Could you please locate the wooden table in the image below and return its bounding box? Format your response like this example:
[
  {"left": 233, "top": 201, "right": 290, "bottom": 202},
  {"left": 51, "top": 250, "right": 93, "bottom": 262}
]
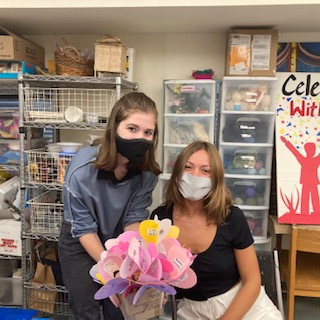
[
  {"left": 268, "top": 215, "right": 320, "bottom": 250},
  {"left": 268, "top": 215, "right": 292, "bottom": 251}
]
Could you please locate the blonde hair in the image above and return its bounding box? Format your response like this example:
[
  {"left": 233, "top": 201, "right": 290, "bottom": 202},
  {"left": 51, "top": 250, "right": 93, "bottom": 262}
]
[
  {"left": 94, "top": 92, "right": 161, "bottom": 175},
  {"left": 165, "top": 141, "right": 233, "bottom": 225}
]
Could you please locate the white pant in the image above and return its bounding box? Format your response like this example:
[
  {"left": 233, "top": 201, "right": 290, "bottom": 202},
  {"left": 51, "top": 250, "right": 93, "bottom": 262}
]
[{"left": 177, "top": 282, "right": 283, "bottom": 320}]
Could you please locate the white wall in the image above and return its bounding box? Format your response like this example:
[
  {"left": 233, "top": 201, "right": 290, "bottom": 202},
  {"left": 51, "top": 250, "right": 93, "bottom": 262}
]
[{"left": 25, "top": 31, "right": 320, "bottom": 210}]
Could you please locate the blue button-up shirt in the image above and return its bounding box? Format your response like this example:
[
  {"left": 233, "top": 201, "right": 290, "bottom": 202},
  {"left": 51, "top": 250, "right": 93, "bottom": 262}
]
[{"left": 63, "top": 145, "right": 158, "bottom": 243}]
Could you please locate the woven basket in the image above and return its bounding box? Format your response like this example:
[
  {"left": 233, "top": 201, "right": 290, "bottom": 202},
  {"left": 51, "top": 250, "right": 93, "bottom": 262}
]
[
  {"left": 94, "top": 35, "right": 126, "bottom": 73},
  {"left": 55, "top": 46, "right": 94, "bottom": 76}
]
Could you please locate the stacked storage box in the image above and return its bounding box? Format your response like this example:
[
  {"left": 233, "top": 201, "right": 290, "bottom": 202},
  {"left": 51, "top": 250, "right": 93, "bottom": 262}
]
[{"left": 219, "top": 76, "right": 278, "bottom": 245}]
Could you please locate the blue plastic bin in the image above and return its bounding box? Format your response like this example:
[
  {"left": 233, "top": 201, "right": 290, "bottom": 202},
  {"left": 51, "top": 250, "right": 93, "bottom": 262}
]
[{"left": 0, "top": 307, "right": 38, "bottom": 320}]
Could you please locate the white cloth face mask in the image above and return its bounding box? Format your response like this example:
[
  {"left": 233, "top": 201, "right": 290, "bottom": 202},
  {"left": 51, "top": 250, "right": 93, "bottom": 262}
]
[{"left": 178, "top": 172, "right": 212, "bottom": 201}]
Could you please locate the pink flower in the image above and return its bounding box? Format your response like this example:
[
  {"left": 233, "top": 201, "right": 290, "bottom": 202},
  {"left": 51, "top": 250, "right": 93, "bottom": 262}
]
[{"left": 90, "top": 217, "right": 197, "bottom": 304}]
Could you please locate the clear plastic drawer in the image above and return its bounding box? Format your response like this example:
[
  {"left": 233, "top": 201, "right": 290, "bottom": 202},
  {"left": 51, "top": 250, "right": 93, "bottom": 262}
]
[
  {"left": 243, "top": 209, "right": 269, "bottom": 239},
  {"left": 221, "top": 145, "right": 273, "bottom": 176},
  {"left": 220, "top": 113, "right": 275, "bottom": 144},
  {"left": 162, "top": 146, "right": 185, "bottom": 174},
  {"left": 226, "top": 177, "right": 271, "bottom": 207},
  {"left": 221, "top": 77, "right": 277, "bottom": 112},
  {"left": 163, "top": 116, "right": 213, "bottom": 145},
  {"left": 164, "top": 80, "right": 216, "bottom": 114}
]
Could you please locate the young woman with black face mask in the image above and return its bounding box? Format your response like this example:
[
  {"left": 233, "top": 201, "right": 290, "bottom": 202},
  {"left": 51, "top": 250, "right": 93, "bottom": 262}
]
[
  {"left": 58, "top": 92, "right": 161, "bottom": 320},
  {"left": 151, "top": 141, "right": 282, "bottom": 320}
]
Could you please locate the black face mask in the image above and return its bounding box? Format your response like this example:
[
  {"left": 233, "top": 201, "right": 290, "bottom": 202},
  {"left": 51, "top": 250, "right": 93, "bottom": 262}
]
[{"left": 115, "top": 134, "right": 153, "bottom": 164}]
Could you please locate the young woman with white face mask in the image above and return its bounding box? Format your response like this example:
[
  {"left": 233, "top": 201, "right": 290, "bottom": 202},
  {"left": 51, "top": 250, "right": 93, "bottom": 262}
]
[{"left": 151, "top": 141, "right": 282, "bottom": 320}]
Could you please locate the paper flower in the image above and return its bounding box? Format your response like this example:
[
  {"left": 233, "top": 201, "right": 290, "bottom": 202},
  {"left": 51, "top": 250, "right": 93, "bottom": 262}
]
[{"left": 90, "top": 216, "right": 197, "bottom": 305}]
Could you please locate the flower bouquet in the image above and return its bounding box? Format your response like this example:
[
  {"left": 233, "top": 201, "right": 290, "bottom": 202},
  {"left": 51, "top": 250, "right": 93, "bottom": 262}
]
[{"left": 90, "top": 216, "right": 197, "bottom": 320}]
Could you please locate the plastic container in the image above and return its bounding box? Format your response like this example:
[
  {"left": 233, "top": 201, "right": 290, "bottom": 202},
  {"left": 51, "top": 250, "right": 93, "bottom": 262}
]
[
  {"left": 164, "top": 80, "right": 217, "bottom": 114},
  {"left": 254, "top": 235, "right": 272, "bottom": 251},
  {"left": 57, "top": 142, "right": 83, "bottom": 153},
  {"left": 0, "top": 276, "right": 23, "bottom": 306},
  {"left": 226, "top": 177, "right": 271, "bottom": 207},
  {"left": 221, "top": 76, "right": 278, "bottom": 112},
  {"left": 221, "top": 146, "right": 273, "bottom": 176},
  {"left": 125, "top": 48, "right": 135, "bottom": 82},
  {"left": 164, "top": 117, "right": 211, "bottom": 144},
  {"left": 0, "top": 307, "right": 37, "bottom": 320},
  {"left": 220, "top": 114, "right": 275, "bottom": 144},
  {"left": 244, "top": 209, "right": 269, "bottom": 239},
  {"left": 163, "top": 146, "right": 184, "bottom": 174},
  {"left": 85, "top": 112, "right": 99, "bottom": 124},
  {"left": 64, "top": 106, "right": 83, "bottom": 123}
]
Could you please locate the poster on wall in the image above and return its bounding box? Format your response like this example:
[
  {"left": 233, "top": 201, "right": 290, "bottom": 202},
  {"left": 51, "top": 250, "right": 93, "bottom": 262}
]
[
  {"left": 276, "top": 72, "right": 320, "bottom": 224},
  {"left": 277, "top": 42, "right": 320, "bottom": 73}
]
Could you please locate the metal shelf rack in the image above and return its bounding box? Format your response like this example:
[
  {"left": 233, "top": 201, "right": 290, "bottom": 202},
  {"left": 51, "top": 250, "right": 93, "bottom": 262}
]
[
  {"left": 0, "top": 79, "right": 23, "bottom": 309},
  {"left": 18, "top": 74, "right": 138, "bottom": 317}
]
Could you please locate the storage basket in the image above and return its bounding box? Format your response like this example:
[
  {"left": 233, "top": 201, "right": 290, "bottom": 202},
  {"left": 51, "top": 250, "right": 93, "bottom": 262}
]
[
  {"left": 28, "top": 190, "right": 63, "bottom": 234},
  {"left": 94, "top": 35, "right": 126, "bottom": 74},
  {"left": 23, "top": 86, "right": 116, "bottom": 123},
  {"left": 26, "top": 148, "right": 74, "bottom": 186},
  {"left": 55, "top": 46, "right": 94, "bottom": 76}
]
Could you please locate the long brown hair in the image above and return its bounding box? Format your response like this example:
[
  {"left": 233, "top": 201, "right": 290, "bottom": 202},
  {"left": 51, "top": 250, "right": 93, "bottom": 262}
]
[
  {"left": 93, "top": 92, "right": 161, "bottom": 175},
  {"left": 165, "top": 141, "right": 233, "bottom": 225}
]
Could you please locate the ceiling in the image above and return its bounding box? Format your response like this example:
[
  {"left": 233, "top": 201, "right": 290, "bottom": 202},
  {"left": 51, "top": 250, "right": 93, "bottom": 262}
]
[{"left": 0, "top": 4, "right": 320, "bottom": 36}]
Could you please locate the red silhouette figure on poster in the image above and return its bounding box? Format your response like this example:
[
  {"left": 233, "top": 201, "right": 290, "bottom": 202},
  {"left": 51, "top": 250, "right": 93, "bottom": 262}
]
[{"left": 281, "top": 136, "right": 320, "bottom": 216}]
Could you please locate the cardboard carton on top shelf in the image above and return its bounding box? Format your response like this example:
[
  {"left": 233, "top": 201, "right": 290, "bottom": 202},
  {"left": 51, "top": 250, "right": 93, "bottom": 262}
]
[
  {"left": 226, "top": 28, "right": 278, "bottom": 77},
  {"left": 0, "top": 61, "right": 36, "bottom": 79},
  {"left": 0, "top": 27, "right": 45, "bottom": 67}
]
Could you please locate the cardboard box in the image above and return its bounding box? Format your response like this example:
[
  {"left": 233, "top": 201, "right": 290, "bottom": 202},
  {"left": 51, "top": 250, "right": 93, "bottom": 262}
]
[
  {"left": 0, "top": 27, "right": 45, "bottom": 67},
  {"left": 0, "top": 61, "right": 36, "bottom": 79},
  {"left": 226, "top": 29, "right": 278, "bottom": 77},
  {"left": 0, "top": 219, "right": 22, "bottom": 256}
]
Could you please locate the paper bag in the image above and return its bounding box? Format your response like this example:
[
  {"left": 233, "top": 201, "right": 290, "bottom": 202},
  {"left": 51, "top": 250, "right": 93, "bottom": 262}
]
[
  {"left": 28, "top": 254, "right": 57, "bottom": 314},
  {"left": 118, "top": 288, "right": 163, "bottom": 320}
]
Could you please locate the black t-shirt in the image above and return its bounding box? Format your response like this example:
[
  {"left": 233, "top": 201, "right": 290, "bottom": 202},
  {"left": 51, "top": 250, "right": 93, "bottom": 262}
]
[{"left": 151, "top": 205, "right": 254, "bottom": 301}]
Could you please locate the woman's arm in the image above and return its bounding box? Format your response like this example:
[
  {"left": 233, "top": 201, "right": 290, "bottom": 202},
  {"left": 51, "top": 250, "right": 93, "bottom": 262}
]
[
  {"left": 79, "top": 233, "right": 105, "bottom": 262},
  {"left": 219, "top": 245, "right": 261, "bottom": 320},
  {"left": 124, "top": 172, "right": 158, "bottom": 228},
  {"left": 79, "top": 223, "right": 141, "bottom": 263},
  {"left": 124, "top": 222, "right": 140, "bottom": 232},
  {"left": 79, "top": 223, "right": 141, "bottom": 262}
]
